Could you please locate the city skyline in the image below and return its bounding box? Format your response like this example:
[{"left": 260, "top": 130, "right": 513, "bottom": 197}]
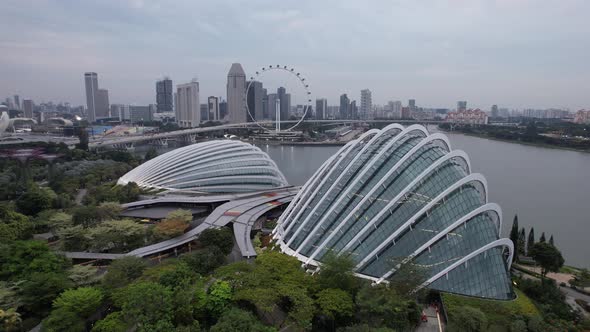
[{"left": 1, "top": 0, "right": 589, "bottom": 110}]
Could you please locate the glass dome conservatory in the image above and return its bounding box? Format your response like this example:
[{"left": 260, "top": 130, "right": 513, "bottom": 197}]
[
  {"left": 273, "top": 124, "right": 514, "bottom": 300},
  {"left": 118, "top": 140, "right": 288, "bottom": 193}
]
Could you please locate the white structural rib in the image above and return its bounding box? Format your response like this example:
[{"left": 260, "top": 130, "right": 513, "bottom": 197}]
[
  {"left": 283, "top": 128, "right": 385, "bottom": 245},
  {"left": 292, "top": 125, "right": 425, "bottom": 252},
  {"left": 354, "top": 170, "right": 493, "bottom": 270},
  {"left": 413, "top": 238, "right": 514, "bottom": 292},
  {"left": 274, "top": 152, "right": 340, "bottom": 237},
  {"left": 376, "top": 202, "right": 502, "bottom": 282},
  {"left": 309, "top": 133, "right": 451, "bottom": 260}
]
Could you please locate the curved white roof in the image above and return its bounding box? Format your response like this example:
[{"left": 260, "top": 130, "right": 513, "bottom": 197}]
[
  {"left": 118, "top": 140, "right": 288, "bottom": 193},
  {"left": 0, "top": 112, "right": 9, "bottom": 135},
  {"left": 274, "top": 124, "right": 514, "bottom": 300}
]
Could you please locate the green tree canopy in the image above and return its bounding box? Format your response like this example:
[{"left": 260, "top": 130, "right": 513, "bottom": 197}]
[
  {"left": 526, "top": 227, "right": 535, "bottom": 256},
  {"left": 42, "top": 308, "right": 85, "bottom": 332},
  {"left": 21, "top": 272, "right": 72, "bottom": 315},
  {"left": 530, "top": 242, "right": 565, "bottom": 278},
  {"left": 355, "top": 283, "right": 421, "bottom": 331},
  {"left": 52, "top": 287, "right": 103, "bottom": 317},
  {"left": 181, "top": 247, "right": 225, "bottom": 275},
  {"left": 210, "top": 307, "right": 275, "bottom": 332},
  {"left": 15, "top": 184, "right": 53, "bottom": 216},
  {"left": 102, "top": 256, "right": 147, "bottom": 291},
  {"left": 316, "top": 252, "right": 361, "bottom": 295},
  {"left": 315, "top": 288, "right": 354, "bottom": 320},
  {"left": 448, "top": 306, "right": 488, "bottom": 332},
  {"left": 91, "top": 312, "right": 128, "bottom": 332},
  {"left": 86, "top": 219, "right": 146, "bottom": 253},
  {"left": 198, "top": 227, "right": 234, "bottom": 255},
  {"left": 509, "top": 215, "right": 519, "bottom": 259},
  {"left": 0, "top": 204, "right": 31, "bottom": 242},
  {"left": 0, "top": 241, "right": 70, "bottom": 281},
  {"left": 113, "top": 281, "right": 174, "bottom": 329}
]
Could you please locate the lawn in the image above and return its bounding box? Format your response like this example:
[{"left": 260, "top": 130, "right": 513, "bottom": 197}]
[{"left": 442, "top": 289, "right": 540, "bottom": 330}]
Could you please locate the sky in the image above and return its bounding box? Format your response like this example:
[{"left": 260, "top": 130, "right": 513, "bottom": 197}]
[{"left": 1, "top": 0, "right": 589, "bottom": 110}]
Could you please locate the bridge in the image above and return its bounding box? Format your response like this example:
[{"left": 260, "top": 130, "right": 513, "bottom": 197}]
[
  {"left": 64, "top": 187, "right": 299, "bottom": 262},
  {"left": 88, "top": 119, "right": 444, "bottom": 149}
]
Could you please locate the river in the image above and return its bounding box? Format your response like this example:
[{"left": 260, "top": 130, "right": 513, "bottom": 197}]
[{"left": 256, "top": 132, "right": 590, "bottom": 269}]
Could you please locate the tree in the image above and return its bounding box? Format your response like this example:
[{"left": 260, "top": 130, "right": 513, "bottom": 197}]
[
  {"left": 517, "top": 228, "right": 526, "bottom": 256},
  {"left": 509, "top": 215, "right": 519, "bottom": 258},
  {"left": 42, "top": 308, "right": 85, "bottom": 332},
  {"left": 153, "top": 210, "right": 191, "bottom": 240},
  {"left": 316, "top": 253, "right": 360, "bottom": 295},
  {"left": 47, "top": 212, "right": 73, "bottom": 232},
  {"left": 549, "top": 235, "right": 554, "bottom": 246},
  {"left": 210, "top": 307, "right": 274, "bottom": 332},
  {"left": 205, "top": 280, "right": 233, "bottom": 318},
  {"left": 315, "top": 288, "right": 354, "bottom": 320},
  {"left": 527, "top": 227, "right": 535, "bottom": 256},
  {"left": 530, "top": 242, "right": 565, "bottom": 279},
  {"left": 539, "top": 232, "right": 546, "bottom": 243},
  {"left": 355, "top": 283, "right": 420, "bottom": 330},
  {"left": 77, "top": 128, "right": 89, "bottom": 151},
  {"left": 87, "top": 219, "right": 146, "bottom": 253},
  {"left": 67, "top": 265, "right": 101, "bottom": 286},
  {"left": 0, "top": 308, "right": 21, "bottom": 332},
  {"left": 102, "top": 256, "right": 147, "bottom": 291},
  {"left": 58, "top": 225, "right": 88, "bottom": 251},
  {"left": 144, "top": 148, "right": 158, "bottom": 162},
  {"left": 52, "top": 287, "right": 103, "bottom": 317},
  {"left": 0, "top": 204, "right": 31, "bottom": 242},
  {"left": 91, "top": 312, "right": 128, "bottom": 332},
  {"left": 21, "top": 272, "right": 72, "bottom": 315},
  {"left": 0, "top": 241, "right": 70, "bottom": 281},
  {"left": 181, "top": 247, "right": 225, "bottom": 275},
  {"left": 15, "top": 184, "right": 52, "bottom": 216},
  {"left": 198, "top": 227, "right": 234, "bottom": 255},
  {"left": 448, "top": 306, "right": 488, "bottom": 332},
  {"left": 113, "top": 281, "right": 174, "bottom": 329}
]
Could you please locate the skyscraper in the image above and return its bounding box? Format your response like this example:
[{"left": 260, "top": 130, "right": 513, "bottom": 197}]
[
  {"left": 340, "top": 94, "right": 350, "bottom": 119},
  {"left": 360, "top": 89, "right": 372, "bottom": 120},
  {"left": 409, "top": 99, "right": 416, "bottom": 111},
  {"left": 176, "top": 80, "right": 200, "bottom": 128},
  {"left": 208, "top": 96, "right": 219, "bottom": 121},
  {"left": 350, "top": 100, "right": 358, "bottom": 119},
  {"left": 156, "top": 78, "right": 174, "bottom": 113},
  {"left": 227, "top": 63, "right": 247, "bottom": 123},
  {"left": 13, "top": 95, "right": 20, "bottom": 110},
  {"left": 457, "top": 101, "right": 467, "bottom": 112},
  {"left": 84, "top": 72, "right": 99, "bottom": 122},
  {"left": 277, "top": 87, "right": 290, "bottom": 122},
  {"left": 315, "top": 98, "right": 327, "bottom": 120},
  {"left": 491, "top": 105, "right": 499, "bottom": 118},
  {"left": 219, "top": 100, "right": 228, "bottom": 120},
  {"left": 262, "top": 88, "right": 268, "bottom": 119},
  {"left": 247, "top": 81, "right": 264, "bottom": 121},
  {"left": 96, "top": 89, "right": 110, "bottom": 119},
  {"left": 23, "top": 99, "right": 34, "bottom": 118},
  {"left": 268, "top": 93, "right": 278, "bottom": 120}
]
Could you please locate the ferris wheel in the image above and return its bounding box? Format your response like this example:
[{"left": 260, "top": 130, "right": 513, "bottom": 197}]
[{"left": 243, "top": 65, "right": 312, "bottom": 132}]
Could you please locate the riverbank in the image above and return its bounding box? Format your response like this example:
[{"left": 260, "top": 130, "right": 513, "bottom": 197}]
[
  {"left": 243, "top": 139, "right": 348, "bottom": 146},
  {"left": 439, "top": 129, "right": 590, "bottom": 153}
]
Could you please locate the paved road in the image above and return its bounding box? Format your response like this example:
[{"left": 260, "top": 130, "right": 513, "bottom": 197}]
[{"left": 415, "top": 306, "right": 442, "bottom": 332}]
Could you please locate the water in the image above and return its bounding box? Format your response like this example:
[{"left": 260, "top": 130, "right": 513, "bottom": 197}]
[
  {"left": 139, "top": 136, "right": 590, "bottom": 268},
  {"left": 258, "top": 136, "right": 590, "bottom": 269}
]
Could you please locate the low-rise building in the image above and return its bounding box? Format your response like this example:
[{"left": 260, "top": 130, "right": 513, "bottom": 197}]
[{"left": 446, "top": 109, "right": 489, "bottom": 125}]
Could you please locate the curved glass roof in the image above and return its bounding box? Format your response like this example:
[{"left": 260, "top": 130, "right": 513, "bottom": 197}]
[
  {"left": 118, "top": 140, "right": 288, "bottom": 193},
  {"left": 274, "top": 124, "right": 514, "bottom": 300}
]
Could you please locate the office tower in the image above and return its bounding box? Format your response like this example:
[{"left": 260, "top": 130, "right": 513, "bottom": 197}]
[
  {"left": 457, "top": 101, "right": 467, "bottom": 112},
  {"left": 340, "top": 94, "right": 350, "bottom": 119},
  {"left": 200, "top": 104, "right": 209, "bottom": 122},
  {"left": 315, "top": 98, "right": 327, "bottom": 120},
  {"left": 268, "top": 93, "right": 278, "bottom": 120},
  {"left": 129, "top": 106, "right": 153, "bottom": 124},
  {"left": 277, "top": 87, "right": 291, "bottom": 122},
  {"left": 208, "top": 96, "right": 219, "bottom": 121},
  {"left": 401, "top": 107, "right": 411, "bottom": 119},
  {"left": 84, "top": 72, "right": 99, "bottom": 122},
  {"left": 350, "top": 100, "right": 358, "bottom": 119},
  {"left": 219, "top": 100, "right": 227, "bottom": 120},
  {"left": 227, "top": 63, "right": 247, "bottom": 123},
  {"left": 360, "top": 89, "right": 372, "bottom": 120},
  {"left": 409, "top": 99, "right": 416, "bottom": 111},
  {"left": 13, "top": 95, "right": 20, "bottom": 110},
  {"left": 156, "top": 78, "right": 174, "bottom": 113},
  {"left": 96, "top": 89, "right": 109, "bottom": 119},
  {"left": 247, "top": 81, "right": 264, "bottom": 121},
  {"left": 262, "top": 88, "right": 268, "bottom": 119},
  {"left": 176, "top": 80, "right": 200, "bottom": 128},
  {"left": 23, "top": 99, "right": 34, "bottom": 118},
  {"left": 491, "top": 105, "right": 499, "bottom": 118}
]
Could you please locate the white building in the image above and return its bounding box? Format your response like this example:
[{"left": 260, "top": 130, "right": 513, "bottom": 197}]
[
  {"left": 176, "top": 80, "right": 200, "bottom": 128},
  {"left": 227, "top": 63, "right": 247, "bottom": 124},
  {"left": 360, "top": 89, "right": 372, "bottom": 120}
]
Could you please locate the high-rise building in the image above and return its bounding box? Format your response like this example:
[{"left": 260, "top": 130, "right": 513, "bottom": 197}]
[
  {"left": 96, "top": 89, "right": 109, "bottom": 119},
  {"left": 227, "top": 63, "right": 247, "bottom": 123},
  {"left": 277, "top": 87, "right": 290, "bottom": 122},
  {"left": 262, "top": 88, "right": 268, "bottom": 119},
  {"left": 176, "top": 80, "right": 200, "bottom": 128},
  {"left": 84, "top": 72, "right": 99, "bottom": 122},
  {"left": 13, "top": 95, "right": 20, "bottom": 110},
  {"left": 208, "top": 96, "right": 219, "bottom": 121},
  {"left": 360, "top": 89, "right": 372, "bottom": 120},
  {"left": 350, "top": 100, "right": 358, "bottom": 119},
  {"left": 200, "top": 104, "right": 209, "bottom": 122},
  {"left": 268, "top": 93, "right": 278, "bottom": 120},
  {"left": 219, "top": 100, "right": 228, "bottom": 120},
  {"left": 315, "top": 98, "right": 327, "bottom": 120},
  {"left": 129, "top": 105, "right": 153, "bottom": 124},
  {"left": 491, "top": 105, "right": 499, "bottom": 118},
  {"left": 339, "top": 94, "right": 350, "bottom": 119},
  {"left": 247, "top": 81, "right": 264, "bottom": 121},
  {"left": 409, "top": 99, "right": 416, "bottom": 112},
  {"left": 23, "top": 99, "right": 34, "bottom": 118},
  {"left": 156, "top": 78, "right": 174, "bottom": 113},
  {"left": 457, "top": 101, "right": 467, "bottom": 112}
]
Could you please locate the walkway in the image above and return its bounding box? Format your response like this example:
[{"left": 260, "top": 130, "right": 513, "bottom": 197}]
[{"left": 415, "top": 306, "right": 443, "bottom": 332}]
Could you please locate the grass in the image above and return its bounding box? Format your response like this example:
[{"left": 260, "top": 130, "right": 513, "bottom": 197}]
[{"left": 442, "top": 289, "right": 540, "bottom": 329}]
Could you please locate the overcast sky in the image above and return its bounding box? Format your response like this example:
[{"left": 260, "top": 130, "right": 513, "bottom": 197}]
[{"left": 1, "top": 0, "right": 589, "bottom": 110}]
